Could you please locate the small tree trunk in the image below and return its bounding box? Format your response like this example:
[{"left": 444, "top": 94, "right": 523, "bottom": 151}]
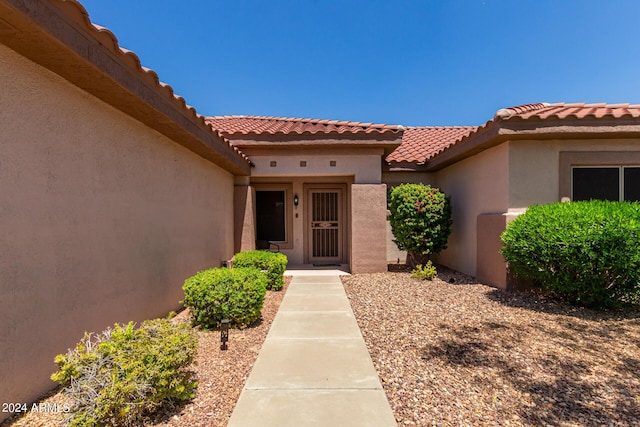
[{"left": 408, "top": 252, "right": 430, "bottom": 268}]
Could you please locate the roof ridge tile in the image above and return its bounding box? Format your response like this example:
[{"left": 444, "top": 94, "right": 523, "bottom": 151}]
[
  {"left": 420, "top": 101, "right": 640, "bottom": 164},
  {"left": 206, "top": 115, "right": 404, "bottom": 135}
]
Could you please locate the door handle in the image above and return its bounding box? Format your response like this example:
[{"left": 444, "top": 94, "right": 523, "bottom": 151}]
[{"left": 312, "top": 222, "right": 337, "bottom": 228}]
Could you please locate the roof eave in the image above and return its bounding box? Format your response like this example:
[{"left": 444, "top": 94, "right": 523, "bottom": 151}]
[
  {"left": 383, "top": 161, "right": 430, "bottom": 172},
  {"left": 0, "top": 0, "right": 251, "bottom": 175},
  {"left": 222, "top": 131, "right": 402, "bottom": 141},
  {"left": 425, "top": 118, "right": 640, "bottom": 172},
  {"left": 226, "top": 132, "right": 403, "bottom": 156}
]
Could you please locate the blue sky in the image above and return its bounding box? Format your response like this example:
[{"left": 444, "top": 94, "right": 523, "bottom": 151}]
[{"left": 79, "top": 0, "right": 640, "bottom": 126}]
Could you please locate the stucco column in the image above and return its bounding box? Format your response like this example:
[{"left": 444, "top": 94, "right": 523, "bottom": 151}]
[
  {"left": 476, "top": 212, "right": 522, "bottom": 289},
  {"left": 234, "top": 183, "right": 256, "bottom": 254},
  {"left": 350, "top": 184, "right": 388, "bottom": 273}
]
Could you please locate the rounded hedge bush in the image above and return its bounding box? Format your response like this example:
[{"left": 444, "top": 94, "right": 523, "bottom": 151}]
[
  {"left": 182, "top": 267, "right": 267, "bottom": 328},
  {"left": 388, "top": 183, "right": 452, "bottom": 266},
  {"left": 233, "top": 250, "right": 288, "bottom": 290},
  {"left": 501, "top": 201, "right": 640, "bottom": 308},
  {"left": 51, "top": 319, "right": 198, "bottom": 427}
]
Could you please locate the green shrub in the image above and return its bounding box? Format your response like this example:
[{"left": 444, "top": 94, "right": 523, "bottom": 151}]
[
  {"left": 501, "top": 201, "right": 640, "bottom": 308},
  {"left": 182, "top": 267, "right": 267, "bottom": 328},
  {"left": 411, "top": 261, "right": 437, "bottom": 281},
  {"left": 388, "top": 183, "right": 452, "bottom": 266},
  {"left": 233, "top": 250, "right": 288, "bottom": 291},
  {"left": 51, "top": 319, "right": 197, "bottom": 427}
]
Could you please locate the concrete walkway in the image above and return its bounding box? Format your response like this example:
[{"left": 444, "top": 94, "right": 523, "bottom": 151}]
[{"left": 227, "top": 272, "right": 397, "bottom": 427}]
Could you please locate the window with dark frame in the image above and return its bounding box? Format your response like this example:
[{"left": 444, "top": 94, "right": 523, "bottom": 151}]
[
  {"left": 572, "top": 166, "right": 640, "bottom": 202},
  {"left": 255, "top": 190, "right": 286, "bottom": 242},
  {"left": 624, "top": 167, "right": 640, "bottom": 201}
]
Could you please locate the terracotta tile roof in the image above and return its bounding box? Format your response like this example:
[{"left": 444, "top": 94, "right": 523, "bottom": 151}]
[
  {"left": 48, "top": 0, "right": 250, "bottom": 165},
  {"left": 388, "top": 103, "right": 640, "bottom": 166},
  {"left": 424, "top": 102, "right": 640, "bottom": 170},
  {"left": 386, "top": 126, "right": 476, "bottom": 164},
  {"left": 456, "top": 102, "right": 640, "bottom": 151},
  {"left": 494, "top": 102, "right": 640, "bottom": 121},
  {"left": 206, "top": 115, "right": 404, "bottom": 136}
]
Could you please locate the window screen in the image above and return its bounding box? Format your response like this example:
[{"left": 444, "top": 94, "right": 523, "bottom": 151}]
[
  {"left": 572, "top": 167, "right": 619, "bottom": 201},
  {"left": 256, "top": 191, "right": 286, "bottom": 242},
  {"left": 624, "top": 167, "right": 640, "bottom": 202}
]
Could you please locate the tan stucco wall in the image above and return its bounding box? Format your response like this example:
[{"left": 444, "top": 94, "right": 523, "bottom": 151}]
[
  {"left": 476, "top": 212, "right": 524, "bottom": 288},
  {"left": 382, "top": 171, "right": 436, "bottom": 188},
  {"left": 289, "top": 179, "right": 306, "bottom": 265},
  {"left": 245, "top": 147, "right": 383, "bottom": 184},
  {"left": 234, "top": 183, "right": 256, "bottom": 254},
  {"left": 351, "top": 184, "right": 388, "bottom": 273},
  {"left": 434, "top": 143, "right": 510, "bottom": 277},
  {"left": 509, "top": 138, "right": 640, "bottom": 208},
  {"left": 432, "top": 138, "right": 640, "bottom": 284},
  {"left": 0, "top": 43, "right": 234, "bottom": 411}
]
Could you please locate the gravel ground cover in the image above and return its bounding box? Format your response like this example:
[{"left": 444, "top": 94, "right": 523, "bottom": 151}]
[
  {"left": 2, "top": 278, "right": 290, "bottom": 427},
  {"left": 7, "top": 270, "right": 639, "bottom": 427},
  {"left": 342, "top": 267, "right": 640, "bottom": 427}
]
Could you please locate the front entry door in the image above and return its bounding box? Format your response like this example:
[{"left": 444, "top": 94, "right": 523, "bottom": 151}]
[{"left": 308, "top": 189, "right": 343, "bottom": 264}]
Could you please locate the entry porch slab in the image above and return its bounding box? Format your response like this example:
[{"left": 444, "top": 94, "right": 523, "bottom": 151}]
[
  {"left": 229, "top": 389, "right": 395, "bottom": 427},
  {"left": 227, "top": 274, "right": 396, "bottom": 427}
]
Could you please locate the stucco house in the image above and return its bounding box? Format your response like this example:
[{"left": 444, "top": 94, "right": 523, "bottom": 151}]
[
  {"left": 2, "top": 0, "right": 640, "bottom": 419},
  {"left": 385, "top": 102, "right": 640, "bottom": 287},
  {"left": 209, "top": 104, "right": 640, "bottom": 290},
  {"left": 1, "top": 0, "right": 250, "bottom": 416},
  {"left": 206, "top": 116, "right": 404, "bottom": 274}
]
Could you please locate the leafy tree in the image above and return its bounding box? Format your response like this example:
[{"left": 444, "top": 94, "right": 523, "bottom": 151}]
[{"left": 388, "top": 183, "right": 452, "bottom": 267}]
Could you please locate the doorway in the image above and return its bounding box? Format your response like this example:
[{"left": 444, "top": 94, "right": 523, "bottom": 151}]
[{"left": 306, "top": 187, "right": 345, "bottom": 264}]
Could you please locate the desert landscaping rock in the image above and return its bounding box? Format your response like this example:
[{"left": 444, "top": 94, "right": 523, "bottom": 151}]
[
  {"left": 5, "top": 270, "right": 639, "bottom": 427},
  {"left": 342, "top": 268, "right": 640, "bottom": 427}
]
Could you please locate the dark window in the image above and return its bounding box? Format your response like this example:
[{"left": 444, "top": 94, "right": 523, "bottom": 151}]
[
  {"left": 624, "top": 167, "right": 640, "bottom": 202},
  {"left": 256, "top": 191, "right": 286, "bottom": 242},
  {"left": 572, "top": 167, "right": 619, "bottom": 201}
]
